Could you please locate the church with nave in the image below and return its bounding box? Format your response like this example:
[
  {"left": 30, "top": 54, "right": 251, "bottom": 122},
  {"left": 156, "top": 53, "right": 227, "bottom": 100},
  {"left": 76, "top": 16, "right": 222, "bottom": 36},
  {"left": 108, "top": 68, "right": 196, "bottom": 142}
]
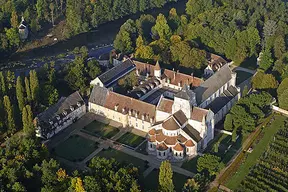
[{"left": 88, "top": 58, "right": 240, "bottom": 161}]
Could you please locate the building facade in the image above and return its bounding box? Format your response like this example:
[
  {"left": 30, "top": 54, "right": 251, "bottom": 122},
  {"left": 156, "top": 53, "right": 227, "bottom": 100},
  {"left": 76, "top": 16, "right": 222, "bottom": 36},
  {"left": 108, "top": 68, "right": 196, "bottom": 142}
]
[{"left": 35, "top": 91, "right": 86, "bottom": 139}]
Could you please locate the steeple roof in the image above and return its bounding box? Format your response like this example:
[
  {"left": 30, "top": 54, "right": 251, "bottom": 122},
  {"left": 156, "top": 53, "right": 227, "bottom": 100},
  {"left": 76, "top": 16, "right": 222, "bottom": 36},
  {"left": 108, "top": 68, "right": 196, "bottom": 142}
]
[{"left": 155, "top": 60, "right": 161, "bottom": 70}]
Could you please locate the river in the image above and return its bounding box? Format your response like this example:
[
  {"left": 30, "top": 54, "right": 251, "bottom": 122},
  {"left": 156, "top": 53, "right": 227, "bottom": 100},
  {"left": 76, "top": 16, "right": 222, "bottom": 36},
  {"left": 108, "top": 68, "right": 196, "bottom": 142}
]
[{"left": 8, "top": 0, "right": 187, "bottom": 62}]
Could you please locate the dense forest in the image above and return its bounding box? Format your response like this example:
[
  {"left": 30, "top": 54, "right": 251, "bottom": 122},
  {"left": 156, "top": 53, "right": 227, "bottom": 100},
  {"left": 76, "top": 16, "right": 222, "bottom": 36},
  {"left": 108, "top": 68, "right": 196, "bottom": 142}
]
[
  {"left": 0, "top": 0, "right": 179, "bottom": 57},
  {"left": 114, "top": 0, "right": 288, "bottom": 75}
]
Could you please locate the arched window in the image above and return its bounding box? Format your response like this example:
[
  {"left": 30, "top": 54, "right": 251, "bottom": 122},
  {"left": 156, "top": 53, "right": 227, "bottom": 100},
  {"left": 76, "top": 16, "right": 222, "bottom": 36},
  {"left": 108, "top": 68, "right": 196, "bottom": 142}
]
[
  {"left": 187, "top": 148, "right": 189, "bottom": 152},
  {"left": 180, "top": 153, "right": 182, "bottom": 157},
  {"left": 150, "top": 144, "right": 152, "bottom": 148},
  {"left": 164, "top": 152, "right": 166, "bottom": 156},
  {"left": 175, "top": 152, "right": 178, "bottom": 156},
  {"left": 159, "top": 152, "right": 161, "bottom": 156}
]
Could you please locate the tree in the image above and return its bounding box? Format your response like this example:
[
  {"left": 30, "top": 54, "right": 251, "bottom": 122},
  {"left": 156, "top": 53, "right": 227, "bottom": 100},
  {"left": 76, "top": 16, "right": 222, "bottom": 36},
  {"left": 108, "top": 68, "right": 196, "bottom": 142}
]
[
  {"left": 152, "top": 14, "right": 172, "bottom": 40},
  {"left": 259, "top": 49, "right": 274, "bottom": 71},
  {"left": 224, "top": 114, "right": 233, "bottom": 131},
  {"left": 213, "top": 142, "right": 219, "bottom": 153},
  {"left": 0, "top": 72, "right": 6, "bottom": 95},
  {"left": 186, "top": 0, "right": 212, "bottom": 18},
  {"left": 10, "top": 11, "right": 18, "bottom": 28},
  {"left": 183, "top": 178, "right": 199, "bottom": 192},
  {"left": 277, "top": 77, "right": 288, "bottom": 97},
  {"left": 22, "top": 105, "right": 34, "bottom": 135},
  {"left": 263, "top": 20, "right": 277, "bottom": 46},
  {"left": 3, "top": 95, "right": 15, "bottom": 134},
  {"left": 87, "top": 59, "right": 101, "bottom": 79},
  {"left": 114, "top": 30, "right": 134, "bottom": 53},
  {"left": 16, "top": 76, "right": 25, "bottom": 111},
  {"left": 130, "top": 180, "right": 141, "bottom": 192},
  {"left": 273, "top": 35, "right": 286, "bottom": 59},
  {"left": 5, "top": 28, "right": 20, "bottom": 48},
  {"left": 49, "top": 3, "right": 55, "bottom": 26},
  {"left": 197, "top": 154, "right": 222, "bottom": 176},
  {"left": 242, "top": 85, "right": 249, "bottom": 97},
  {"left": 159, "top": 160, "right": 174, "bottom": 192},
  {"left": 6, "top": 71, "right": 15, "bottom": 91},
  {"left": 278, "top": 89, "right": 288, "bottom": 110},
  {"left": 25, "top": 77, "right": 32, "bottom": 102},
  {"left": 252, "top": 72, "right": 278, "bottom": 90},
  {"left": 83, "top": 176, "right": 101, "bottom": 192},
  {"left": 29, "top": 70, "right": 39, "bottom": 102},
  {"left": 36, "top": 0, "right": 49, "bottom": 20},
  {"left": 70, "top": 177, "right": 85, "bottom": 192}
]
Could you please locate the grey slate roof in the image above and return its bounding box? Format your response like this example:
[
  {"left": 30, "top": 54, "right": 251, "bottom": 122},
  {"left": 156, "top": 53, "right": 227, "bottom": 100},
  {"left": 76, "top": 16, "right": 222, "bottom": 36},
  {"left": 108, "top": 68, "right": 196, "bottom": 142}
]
[
  {"left": 173, "top": 110, "right": 188, "bottom": 126},
  {"left": 194, "top": 64, "right": 233, "bottom": 105},
  {"left": 182, "top": 124, "right": 202, "bottom": 142},
  {"left": 89, "top": 86, "right": 108, "bottom": 105},
  {"left": 38, "top": 91, "right": 84, "bottom": 123},
  {"left": 175, "top": 85, "right": 192, "bottom": 100},
  {"left": 205, "top": 86, "right": 239, "bottom": 114},
  {"left": 98, "top": 59, "right": 135, "bottom": 87}
]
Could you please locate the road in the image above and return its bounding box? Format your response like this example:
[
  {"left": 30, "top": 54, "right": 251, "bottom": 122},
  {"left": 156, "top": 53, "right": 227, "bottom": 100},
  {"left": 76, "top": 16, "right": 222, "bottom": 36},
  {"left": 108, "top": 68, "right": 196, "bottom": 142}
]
[{"left": 10, "top": 45, "right": 114, "bottom": 76}]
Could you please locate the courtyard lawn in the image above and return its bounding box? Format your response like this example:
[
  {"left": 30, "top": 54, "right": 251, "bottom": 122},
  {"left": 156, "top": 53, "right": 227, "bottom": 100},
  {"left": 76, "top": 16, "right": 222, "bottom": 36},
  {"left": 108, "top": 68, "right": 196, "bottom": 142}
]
[
  {"left": 136, "top": 141, "right": 148, "bottom": 155},
  {"left": 82, "top": 120, "right": 119, "bottom": 139},
  {"left": 235, "top": 70, "right": 253, "bottom": 85},
  {"left": 117, "top": 132, "right": 145, "bottom": 148},
  {"left": 225, "top": 115, "right": 286, "bottom": 190},
  {"left": 96, "top": 148, "right": 148, "bottom": 173},
  {"left": 141, "top": 169, "right": 188, "bottom": 192},
  {"left": 53, "top": 134, "right": 98, "bottom": 162},
  {"left": 239, "top": 55, "right": 258, "bottom": 70}
]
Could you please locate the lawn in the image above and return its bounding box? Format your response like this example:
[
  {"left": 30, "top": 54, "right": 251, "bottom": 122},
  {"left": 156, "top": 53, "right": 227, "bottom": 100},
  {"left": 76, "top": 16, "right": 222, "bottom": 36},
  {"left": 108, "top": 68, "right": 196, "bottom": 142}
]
[
  {"left": 117, "top": 132, "right": 145, "bottom": 148},
  {"left": 235, "top": 70, "right": 253, "bottom": 85},
  {"left": 141, "top": 169, "right": 188, "bottom": 192},
  {"left": 225, "top": 115, "right": 286, "bottom": 190},
  {"left": 96, "top": 148, "right": 148, "bottom": 173},
  {"left": 82, "top": 120, "right": 119, "bottom": 139},
  {"left": 53, "top": 134, "right": 98, "bottom": 162},
  {"left": 136, "top": 141, "right": 148, "bottom": 155}
]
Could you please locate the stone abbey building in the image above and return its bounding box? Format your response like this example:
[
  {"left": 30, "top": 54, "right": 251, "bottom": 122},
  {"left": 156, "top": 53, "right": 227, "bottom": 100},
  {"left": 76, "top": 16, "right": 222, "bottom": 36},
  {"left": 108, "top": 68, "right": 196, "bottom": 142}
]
[{"left": 89, "top": 58, "right": 240, "bottom": 161}]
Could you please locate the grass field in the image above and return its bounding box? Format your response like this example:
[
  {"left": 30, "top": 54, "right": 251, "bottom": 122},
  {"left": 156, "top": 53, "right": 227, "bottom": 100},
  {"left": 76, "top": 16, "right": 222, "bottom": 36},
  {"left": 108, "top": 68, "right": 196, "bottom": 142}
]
[
  {"left": 53, "top": 134, "right": 98, "bottom": 162},
  {"left": 235, "top": 70, "right": 253, "bottom": 85},
  {"left": 225, "top": 115, "right": 286, "bottom": 190},
  {"left": 82, "top": 120, "right": 119, "bottom": 139},
  {"left": 117, "top": 132, "right": 145, "bottom": 148},
  {"left": 181, "top": 156, "right": 199, "bottom": 173},
  {"left": 96, "top": 148, "right": 147, "bottom": 173},
  {"left": 141, "top": 169, "right": 188, "bottom": 192}
]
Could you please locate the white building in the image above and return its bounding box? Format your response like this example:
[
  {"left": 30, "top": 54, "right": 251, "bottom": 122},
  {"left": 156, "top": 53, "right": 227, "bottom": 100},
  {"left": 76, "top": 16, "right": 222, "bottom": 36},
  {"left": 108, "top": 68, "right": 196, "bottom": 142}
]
[
  {"left": 88, "top": 58, "right": 240, "bottom": 161},
  {"left": 18, "top": 17, "right": 28, "bottom": 40},
  {"left": 34, "top": 91, "right": 86, "bottom": 139}
]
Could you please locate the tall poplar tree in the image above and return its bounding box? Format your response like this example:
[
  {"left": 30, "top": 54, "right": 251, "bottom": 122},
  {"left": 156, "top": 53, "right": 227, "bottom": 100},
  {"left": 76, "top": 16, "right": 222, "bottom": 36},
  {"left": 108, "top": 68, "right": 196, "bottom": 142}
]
[
  {"left": 22, "top": 105, "right": 34, "bottom": 135},
  {"left": 159, "top": 160, "right": 174, "bottom": 192},
  {"left": 6, "top": 71, "right": 15, "bottom": 91},
  {"left": 3, "top": 95, "right": 15, "bottom": 134},
  {"left": 29, "top": 70, "right": 39, "bottom": 102},
  {"left": 0, "top": 72, "right": 7, "bottom": 95},
  {"left": 16, "top": 76, "right": 25, "bottom": 111},
  {"left": 25, "top": 77, "right": 32, "bottom": 102}
]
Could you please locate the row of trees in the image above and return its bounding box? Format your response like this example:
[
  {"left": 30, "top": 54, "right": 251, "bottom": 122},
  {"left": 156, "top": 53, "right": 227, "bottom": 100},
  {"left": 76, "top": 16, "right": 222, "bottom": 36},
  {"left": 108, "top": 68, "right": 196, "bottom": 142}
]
[{"left": 224, "top": 92, "right": 272, "bottom": 135}]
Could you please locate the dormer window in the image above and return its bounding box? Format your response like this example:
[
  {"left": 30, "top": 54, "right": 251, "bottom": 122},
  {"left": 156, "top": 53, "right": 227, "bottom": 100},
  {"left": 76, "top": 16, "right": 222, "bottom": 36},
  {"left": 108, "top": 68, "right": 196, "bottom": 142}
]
[
  {"left": 49, "top": 120, "right": 53, "bottom": 125},
  {"left": 114, "top": 104, "right": 119, "bottom": 111},
  {"left": 77, "top": 102, "right": 81, "bottom": 107},
  {"left": 70, "top": 106, "right": 74, "bottom": 111},
  {"left": 62, "top": 110, "right": 67, "bottom": 116},
  {"left": 56, "top": 115, "right": 60, "bottom": 120}
]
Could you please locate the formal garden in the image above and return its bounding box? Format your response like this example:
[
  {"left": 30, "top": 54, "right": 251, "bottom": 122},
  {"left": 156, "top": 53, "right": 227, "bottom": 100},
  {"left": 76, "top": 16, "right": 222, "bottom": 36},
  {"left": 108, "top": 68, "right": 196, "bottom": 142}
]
[
  {"left": 81, "top": 120, "right": 120, "bottom": 139},
  {"left": 96, "top": 147, "right": 148, "bottom": 173},
  {"left": 225, "top": 115, "right": 288, "bottom": 190},
  {"left": 52, "top": 134, "right": 99, "bottom": 162},
  {"left": 116, "top": 132, "right": 146, "bottom": 148}
]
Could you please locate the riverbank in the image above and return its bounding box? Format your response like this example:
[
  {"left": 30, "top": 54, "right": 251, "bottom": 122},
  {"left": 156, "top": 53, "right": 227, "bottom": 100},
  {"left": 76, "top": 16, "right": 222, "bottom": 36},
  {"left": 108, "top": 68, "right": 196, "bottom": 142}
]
[{"left": 3, "top": 0, "right": 187, "bottom": 65}]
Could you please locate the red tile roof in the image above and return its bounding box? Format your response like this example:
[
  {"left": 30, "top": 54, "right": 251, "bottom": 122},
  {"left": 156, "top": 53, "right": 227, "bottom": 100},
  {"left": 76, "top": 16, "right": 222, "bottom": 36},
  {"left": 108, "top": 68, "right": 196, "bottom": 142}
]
[
  {"left": 148, "top": 136, "right": 156, "bottom": 142},
  {"left": 162, "top": 116, "right": 181, "bottom": 131},
  {"left": 157, "top": 97, "right": 173, "bottom": 113},
  {"left": 185, "top": 140, "right": 195, "bottom": 147},
  {"left": 133, "top": 60, "right": 203, "bottom": 88},
  {"left": 173, "top": 143, "right": 184, "bottom": 151},
  {"left": 157, "top": 143, "right": 168, "bottom": 151},
  {"left": 191, "top": 107, "right": 209, "bottom": 122},
  {"left": 148, "top": 129, "right": 156, "bottom": 135},
  {"left": 104, "top": 91, "right": 156, "bottom": 121}
]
